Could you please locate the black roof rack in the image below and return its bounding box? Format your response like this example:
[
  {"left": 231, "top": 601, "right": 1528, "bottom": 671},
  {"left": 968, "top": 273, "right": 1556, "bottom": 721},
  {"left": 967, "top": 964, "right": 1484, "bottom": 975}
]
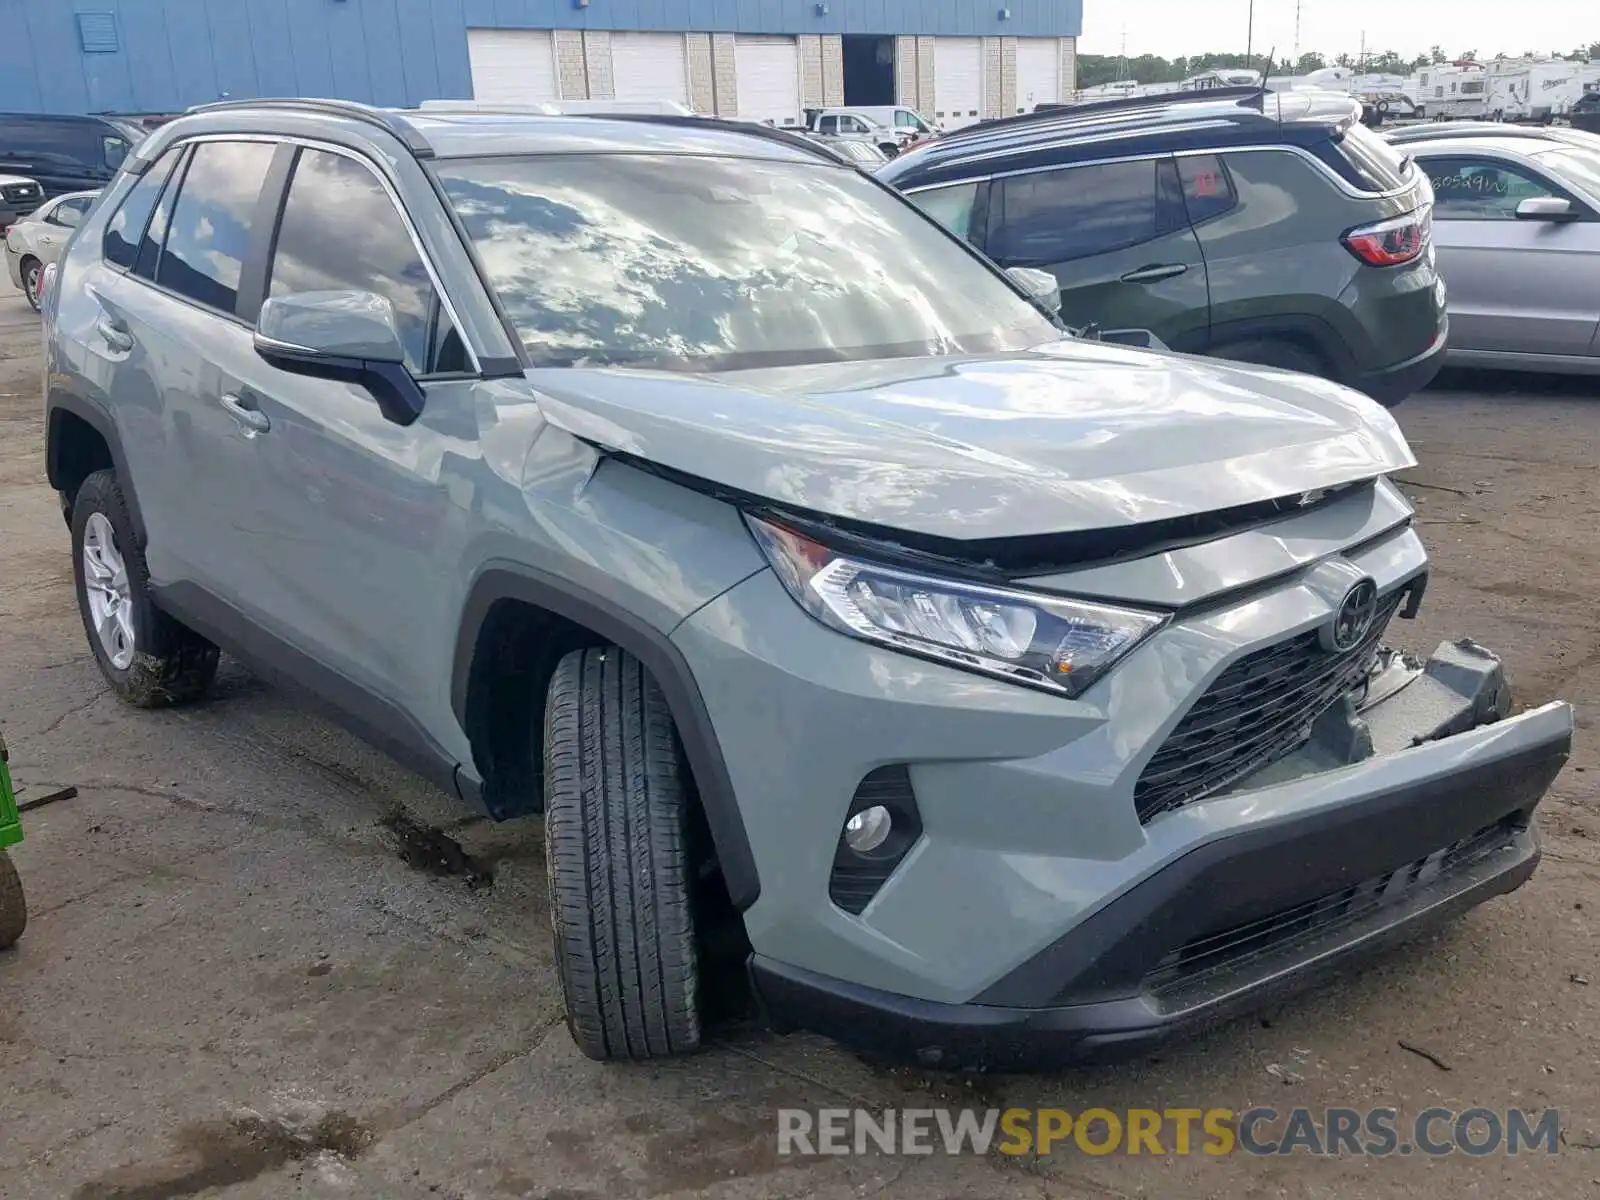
[
  {"left": 542, "top": 110, "right": 846, "bottom": 163},
  {"left": 934, "top": 85, "right": 1267, "bottom": 142},
  {"left": 184, "top": 98, "right": 434, "bottom": 157}
]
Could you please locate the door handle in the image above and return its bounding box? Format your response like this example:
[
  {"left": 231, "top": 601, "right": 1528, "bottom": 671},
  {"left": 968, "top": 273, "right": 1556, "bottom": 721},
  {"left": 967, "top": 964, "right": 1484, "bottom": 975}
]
[
  {"left": 219, "top": 392, "right": 271, "bottom": 436},
  {"left": 1120, "top": 263, "right": 1189, "bottom": 284},
  {"left": 94, "top": 317, "right": 133, "bottom": 353}
]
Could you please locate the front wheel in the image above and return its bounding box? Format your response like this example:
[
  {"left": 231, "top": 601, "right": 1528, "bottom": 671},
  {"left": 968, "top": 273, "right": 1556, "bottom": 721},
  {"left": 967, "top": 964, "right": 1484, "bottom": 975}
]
[{"left": 543, "top": 646, "right": 701, "bottom": 1061}]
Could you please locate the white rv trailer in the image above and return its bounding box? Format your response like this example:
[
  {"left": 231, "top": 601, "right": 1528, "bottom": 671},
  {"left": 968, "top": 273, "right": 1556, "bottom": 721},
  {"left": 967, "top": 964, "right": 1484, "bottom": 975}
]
[{"left": 1408, "top": 61, "right": 1490, "bottom": 119}]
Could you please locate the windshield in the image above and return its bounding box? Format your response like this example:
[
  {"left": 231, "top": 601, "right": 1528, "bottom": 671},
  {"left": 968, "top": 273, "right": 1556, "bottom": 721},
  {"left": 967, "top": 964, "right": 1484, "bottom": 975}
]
[
  {"left": 436, "top": 154, "right": 1056, "bottom": 372},
  {"left": 1537, "top": 147, "right": 1600, "bottom": 200}
]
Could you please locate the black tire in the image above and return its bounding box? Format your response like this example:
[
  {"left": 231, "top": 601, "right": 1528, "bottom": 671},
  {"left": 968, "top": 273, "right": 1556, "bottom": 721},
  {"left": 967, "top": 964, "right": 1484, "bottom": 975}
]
[
  {"left": 71, "top": 470, "right": 219, "bottom": 708},
  {"left": 543, "top": 646, "right": 700, "bottom": 1061},
  {"left": 0, "top": 851, "right": 25, "bottom": 951},
  {"left": 20, "top": 257, "right": 43, "bottom": 314},
  {"left": 1210, "top": 338, "right": 1333, "bottom": 380}
]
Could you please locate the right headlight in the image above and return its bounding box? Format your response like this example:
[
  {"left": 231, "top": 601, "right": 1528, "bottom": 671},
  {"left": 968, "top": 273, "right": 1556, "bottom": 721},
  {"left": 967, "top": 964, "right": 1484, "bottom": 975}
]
[{"left": 747, "top": 516, "right": 1168, "bottom": 699}]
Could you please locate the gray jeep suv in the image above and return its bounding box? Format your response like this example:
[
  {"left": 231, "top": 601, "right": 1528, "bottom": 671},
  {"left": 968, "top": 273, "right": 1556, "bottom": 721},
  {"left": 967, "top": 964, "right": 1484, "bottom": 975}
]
[{"left": 43, "top": 100, "right": 1572, "bottom": 1069}]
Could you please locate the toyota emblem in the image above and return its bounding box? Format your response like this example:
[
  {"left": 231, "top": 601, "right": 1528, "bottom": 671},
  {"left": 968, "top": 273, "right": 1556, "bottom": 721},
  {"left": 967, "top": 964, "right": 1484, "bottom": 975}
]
[{"left": 1324, "top": 579, "right": 1379, "bottom": 653}]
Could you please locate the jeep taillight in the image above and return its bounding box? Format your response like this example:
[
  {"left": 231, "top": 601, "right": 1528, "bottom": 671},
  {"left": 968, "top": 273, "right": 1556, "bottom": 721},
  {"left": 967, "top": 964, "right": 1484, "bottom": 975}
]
[{"left": 1343, "top": 207, "right": 1431, "bottom": 267}]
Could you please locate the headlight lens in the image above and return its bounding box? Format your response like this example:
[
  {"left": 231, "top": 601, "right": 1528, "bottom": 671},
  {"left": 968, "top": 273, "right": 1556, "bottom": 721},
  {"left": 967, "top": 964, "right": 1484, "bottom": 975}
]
[{"left": 748, "top": 516, "right": 1167, "bottom": 698}]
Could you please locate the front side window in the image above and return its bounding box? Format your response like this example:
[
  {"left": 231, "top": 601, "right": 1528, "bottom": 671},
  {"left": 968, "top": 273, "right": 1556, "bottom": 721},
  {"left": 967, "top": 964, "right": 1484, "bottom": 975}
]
[
  {"left": 819, "top": 116, "right": 839, "bottom": 134},
  {"left": 989, "top": 160, "right": 1163, "bottom": 265},
  {"left": 906, "top": 182, "right": 980, "bottom": 240},
  {"left": 436, "top": 154, "right": 1055, "bottom": 371},
  {"left": 102, "top": 148, "right": 180, "bottom": 269},
  {"left": 1421, "top": 156, "right": 1563, "bottom": 219},
  {"left": 157, "top": 140, "right": 276, "bottom": 313},
  {"left": 268, "top": 148, "right": 448, "bottom": 375}
]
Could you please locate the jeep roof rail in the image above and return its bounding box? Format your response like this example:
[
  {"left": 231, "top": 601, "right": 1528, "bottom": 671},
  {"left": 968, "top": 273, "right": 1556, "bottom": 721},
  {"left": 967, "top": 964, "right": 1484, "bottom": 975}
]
[
  {"left": 551, "top": 110, "right": 847, "bottom": 163},
  {"left": 936, "top": 85, "right": 1268, "bottom": 142},
  {"left": 184, "top": 97, "right": 435, "bottom": 157}
]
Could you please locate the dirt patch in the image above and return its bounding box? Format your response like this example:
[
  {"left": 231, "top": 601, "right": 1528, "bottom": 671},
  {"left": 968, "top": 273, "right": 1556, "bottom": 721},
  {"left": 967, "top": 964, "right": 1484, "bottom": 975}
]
[
  {"left": 383, "top": 809, "right": 494, "bottom": 887},
  {"left": 70, "top": 1110, "right": 374, "bottom": 1200}
]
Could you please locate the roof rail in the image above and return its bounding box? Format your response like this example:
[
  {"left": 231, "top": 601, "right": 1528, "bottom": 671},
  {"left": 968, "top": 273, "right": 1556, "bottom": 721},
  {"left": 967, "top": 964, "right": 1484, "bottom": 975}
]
[
  {"left": 183, "top": 97, "right": 434, "bottom": 157},
  {"left": 935, "top": 85, "right": 1268, "bottom": 142},
  {"left": 549, "top": 110, "right": 846, "bottom": 163}
]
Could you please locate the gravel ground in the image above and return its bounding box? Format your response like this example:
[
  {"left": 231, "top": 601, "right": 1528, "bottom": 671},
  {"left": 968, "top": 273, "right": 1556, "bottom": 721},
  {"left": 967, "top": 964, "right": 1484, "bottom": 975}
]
[{"left": 0, "top": 272, "right": 1595, "bottom": 1199}]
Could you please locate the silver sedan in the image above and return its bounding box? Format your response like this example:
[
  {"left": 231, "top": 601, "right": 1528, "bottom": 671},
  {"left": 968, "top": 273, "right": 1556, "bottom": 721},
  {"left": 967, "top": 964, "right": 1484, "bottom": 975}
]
[
  {"left": 1405, "top": 134, "right": 1600, "bottom": 374},
  {"left": 3, "top": 190, "right": 98, "bottom": 312}
]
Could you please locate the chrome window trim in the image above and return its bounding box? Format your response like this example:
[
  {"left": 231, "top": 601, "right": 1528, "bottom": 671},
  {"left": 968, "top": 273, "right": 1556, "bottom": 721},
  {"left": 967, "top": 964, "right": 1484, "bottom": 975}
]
[
  {"left": 115, "top": 131, "right": 481, "bottom": 376},
  {"left": 902, "top": 143, "right": 1417, "bottom": 202}
]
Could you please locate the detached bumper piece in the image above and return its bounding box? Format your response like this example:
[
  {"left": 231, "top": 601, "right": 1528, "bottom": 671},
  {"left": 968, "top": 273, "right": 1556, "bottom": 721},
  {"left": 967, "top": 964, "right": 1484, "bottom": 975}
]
[{"left": 752, "top": 646, "right": 1573, "bottom": 1071}]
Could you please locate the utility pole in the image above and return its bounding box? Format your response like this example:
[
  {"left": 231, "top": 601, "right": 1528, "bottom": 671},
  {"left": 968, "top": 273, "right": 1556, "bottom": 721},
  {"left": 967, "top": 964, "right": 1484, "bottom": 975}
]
[
  {"left": 1245, "top": 0, "right": 1254, "bottom": 68},
  {"left": 1358, "top": 31, "right": 1366, "bottom": 73},
  {"left": 1293, "top": 0, "right": 1301, "bottom": 66}
]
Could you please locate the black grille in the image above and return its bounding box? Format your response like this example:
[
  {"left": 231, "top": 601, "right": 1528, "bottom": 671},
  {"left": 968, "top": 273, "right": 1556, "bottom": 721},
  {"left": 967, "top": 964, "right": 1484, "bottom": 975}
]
[
  {"left": 1135, "top": 588, "right": 1406, "bottom": 823},
  {"left": 2, "top": 183, "right": 41, "bottom": 203},
  {"left": 1143, "top": 817, "right": 1523, "bottom": 999}
]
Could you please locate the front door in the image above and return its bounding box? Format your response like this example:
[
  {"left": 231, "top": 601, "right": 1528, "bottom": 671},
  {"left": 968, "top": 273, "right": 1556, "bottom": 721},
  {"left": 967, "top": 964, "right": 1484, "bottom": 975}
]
[
  {"left": 981, "top": 156, "right": 1211, "bottom": 349},
  {"left": 1419, "top": 153, "right": 1600, "bottom": 357}
]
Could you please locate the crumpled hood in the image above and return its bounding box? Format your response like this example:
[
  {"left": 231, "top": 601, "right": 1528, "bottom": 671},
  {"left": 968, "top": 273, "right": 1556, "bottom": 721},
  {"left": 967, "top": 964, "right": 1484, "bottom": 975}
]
[{"left": 526, "top": 339, "right": 1417, "bottom": 541}]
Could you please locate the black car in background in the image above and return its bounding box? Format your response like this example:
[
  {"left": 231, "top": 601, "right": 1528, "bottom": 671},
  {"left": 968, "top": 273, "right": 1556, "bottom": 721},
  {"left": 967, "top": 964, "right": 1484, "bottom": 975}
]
[{"left": 0, "top": 113, "right": 137, "bottom": 200}]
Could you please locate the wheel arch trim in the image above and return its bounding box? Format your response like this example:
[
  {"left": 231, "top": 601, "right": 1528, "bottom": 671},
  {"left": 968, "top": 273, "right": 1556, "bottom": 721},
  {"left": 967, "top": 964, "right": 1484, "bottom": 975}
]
[
  {"left": 452, "top": 562, "right": 761, "bottom": 911},
  {"left": 45, "top": 391, "right": 147, "bottom": 544}
]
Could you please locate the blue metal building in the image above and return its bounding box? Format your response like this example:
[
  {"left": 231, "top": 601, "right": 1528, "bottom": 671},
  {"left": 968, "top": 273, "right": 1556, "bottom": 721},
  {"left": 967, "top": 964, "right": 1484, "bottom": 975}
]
[{"left": 0, "top": 2, "right": 1081, "bottom": 129}]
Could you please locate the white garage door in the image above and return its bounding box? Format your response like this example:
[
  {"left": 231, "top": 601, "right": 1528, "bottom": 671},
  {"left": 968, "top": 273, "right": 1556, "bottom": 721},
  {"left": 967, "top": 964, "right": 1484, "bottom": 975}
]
[
  {"left": 933, "top": 38, "right": 984, "bottom": 130},
  {"left": 468, "top": 29, "right": 560, "bottom": 103},
  {"left": 611, "top": 33, "right": 690, "bottom": 105},
  {"left": 734, "top": 35, "right": 801, "bottom": 126},
  {"left": 1015, "top": 38, "right": 1061, "bottom": 112}
]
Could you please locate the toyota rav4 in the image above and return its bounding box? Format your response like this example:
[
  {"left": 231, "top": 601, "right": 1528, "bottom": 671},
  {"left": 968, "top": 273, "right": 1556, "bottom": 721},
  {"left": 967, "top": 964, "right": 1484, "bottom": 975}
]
[{"left": 42, "top": 100, "right": 1572, "bottom": 1068}]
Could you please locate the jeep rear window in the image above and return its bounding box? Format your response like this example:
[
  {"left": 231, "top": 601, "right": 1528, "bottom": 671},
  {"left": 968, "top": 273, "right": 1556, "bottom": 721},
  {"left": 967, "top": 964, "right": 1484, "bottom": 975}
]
[
  {"left": 1327, "top": 123, "right": 1414, "bottom": 193},
  {"left": 435, "top": 154, "right": 1058, "bottom": 372}
]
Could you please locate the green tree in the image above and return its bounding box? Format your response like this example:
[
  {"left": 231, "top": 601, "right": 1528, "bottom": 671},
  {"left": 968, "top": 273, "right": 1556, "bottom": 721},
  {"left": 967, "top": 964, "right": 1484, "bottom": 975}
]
[
  {"left": 1429, "top": 45, "right": 1448, "bottom": 64},
  {"left": 1295, "top": 51, "right": 1327, "bottom": 72}
]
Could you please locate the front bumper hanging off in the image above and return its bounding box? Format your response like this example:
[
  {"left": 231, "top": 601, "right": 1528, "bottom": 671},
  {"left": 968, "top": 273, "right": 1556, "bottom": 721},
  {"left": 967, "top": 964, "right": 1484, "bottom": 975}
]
[{"left": 751, "top": 640, "right": 1574, "bottom": 1070}]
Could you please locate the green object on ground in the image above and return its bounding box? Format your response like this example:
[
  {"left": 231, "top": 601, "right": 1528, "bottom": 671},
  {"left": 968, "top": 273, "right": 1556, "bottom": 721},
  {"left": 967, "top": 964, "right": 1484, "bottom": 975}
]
[{"left": 0, "top": 731, "right": 19, "bottom": 851}]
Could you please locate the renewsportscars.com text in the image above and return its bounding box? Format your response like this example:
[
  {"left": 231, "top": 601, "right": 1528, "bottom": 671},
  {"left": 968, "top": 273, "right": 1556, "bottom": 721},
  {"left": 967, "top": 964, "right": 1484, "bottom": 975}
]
[{"left": 777, "top": 1106, "right": 1563, "bottom": 1158}]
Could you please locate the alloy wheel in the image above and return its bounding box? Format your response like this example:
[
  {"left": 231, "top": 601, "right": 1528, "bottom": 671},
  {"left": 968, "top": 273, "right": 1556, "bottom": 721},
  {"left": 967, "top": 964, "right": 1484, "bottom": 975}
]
[{"left": 82, "top": 512, "right": 136, "bottom": 669}]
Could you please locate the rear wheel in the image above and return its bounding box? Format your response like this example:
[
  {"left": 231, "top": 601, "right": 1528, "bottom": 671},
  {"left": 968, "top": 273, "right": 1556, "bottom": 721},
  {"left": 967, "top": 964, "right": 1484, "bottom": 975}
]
[
  {"left": 20, "top": 257, "right": 43, "bottom": 314},
  {"left": 1210, "top": 338, "right": 1333, "bottom": 381},
  {"left": 543, "top": 646, "right": 701, "bottom": 1061},
  {"left": 71, "top": 470, "right": 219, "bottom": 708}
]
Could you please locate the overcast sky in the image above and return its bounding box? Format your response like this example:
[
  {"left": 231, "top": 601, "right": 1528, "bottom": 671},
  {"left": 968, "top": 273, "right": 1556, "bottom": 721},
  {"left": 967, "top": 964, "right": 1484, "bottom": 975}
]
[{"left": 1079, "top": 1, "right": 1593, "bottom": 63}]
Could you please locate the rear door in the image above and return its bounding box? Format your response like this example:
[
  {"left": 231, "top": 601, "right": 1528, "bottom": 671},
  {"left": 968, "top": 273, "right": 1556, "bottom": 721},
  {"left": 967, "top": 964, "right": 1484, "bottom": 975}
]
[
  {"left": 1418, "top": 152, "right": 1600, "bottom": 357},
  {"left": 981, "top": 156, "right": 1210, "bottom": 347}
]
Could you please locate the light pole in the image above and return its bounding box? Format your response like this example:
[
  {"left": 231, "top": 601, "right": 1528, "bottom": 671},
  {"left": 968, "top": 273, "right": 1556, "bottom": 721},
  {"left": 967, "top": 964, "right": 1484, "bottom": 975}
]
[{"left": 1246, "top": 0, "right": 1255, "bottom": 67}]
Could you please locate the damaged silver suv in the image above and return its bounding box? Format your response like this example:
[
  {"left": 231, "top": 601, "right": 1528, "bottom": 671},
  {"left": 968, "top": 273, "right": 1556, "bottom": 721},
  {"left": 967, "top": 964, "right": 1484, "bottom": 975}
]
[{"left": 43, "top": 100, "right": 1573, "bottom": 1068}]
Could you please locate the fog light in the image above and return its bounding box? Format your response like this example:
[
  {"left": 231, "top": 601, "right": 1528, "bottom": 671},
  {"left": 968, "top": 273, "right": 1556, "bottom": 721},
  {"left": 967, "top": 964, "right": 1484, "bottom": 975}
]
[{"left": 843, "top": 805, "right": 892, "bottom": 854}]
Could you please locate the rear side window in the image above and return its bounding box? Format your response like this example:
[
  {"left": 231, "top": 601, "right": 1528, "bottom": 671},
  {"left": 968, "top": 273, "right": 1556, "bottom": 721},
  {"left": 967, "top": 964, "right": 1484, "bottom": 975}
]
[
  {"left": 157, "top": 140, "right": 276, "bottom": 314},
  {"left": 1178, "top": 155, "right": 1238, "bottom": 224},
  {"left": 989, "top": 160, "right": 1167, "bottom": 265},
  {"left": 267, "top": 147, "right": 449, "bottom": 375},
  {"left": 907, "top": 182, "right": 980, "bottom": 240},
  {"left": 1326, "top": 123, "right": 1413, "bottom": 193},
  {"left": 102, "top": 148, "right": 180, "bottom": 269}
]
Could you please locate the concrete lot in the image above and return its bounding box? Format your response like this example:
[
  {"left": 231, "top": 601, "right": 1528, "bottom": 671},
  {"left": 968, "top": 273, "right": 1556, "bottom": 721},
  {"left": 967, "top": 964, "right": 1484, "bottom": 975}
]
[{"left": 1, "top": 271, "right": 1596, "bottom": 1199}]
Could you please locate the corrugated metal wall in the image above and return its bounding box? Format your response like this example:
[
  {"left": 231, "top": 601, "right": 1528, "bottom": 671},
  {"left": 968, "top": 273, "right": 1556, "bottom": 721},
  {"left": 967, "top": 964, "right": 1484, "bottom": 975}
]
[{"left": 0, "top": 0, "right": 1082, "bottom": 115}]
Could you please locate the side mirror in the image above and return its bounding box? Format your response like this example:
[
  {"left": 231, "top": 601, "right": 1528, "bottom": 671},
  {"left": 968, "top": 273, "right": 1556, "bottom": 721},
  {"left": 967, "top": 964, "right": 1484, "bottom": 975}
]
[
  {"left": 1515, "top": 195, "right": 1580, "bottom": 222},
  {"left": 254, "top": 290, "right": 425, "bottom": 426},
  {"left": 1005, "top": 266, "right": 1062, "bottom": 315}
]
